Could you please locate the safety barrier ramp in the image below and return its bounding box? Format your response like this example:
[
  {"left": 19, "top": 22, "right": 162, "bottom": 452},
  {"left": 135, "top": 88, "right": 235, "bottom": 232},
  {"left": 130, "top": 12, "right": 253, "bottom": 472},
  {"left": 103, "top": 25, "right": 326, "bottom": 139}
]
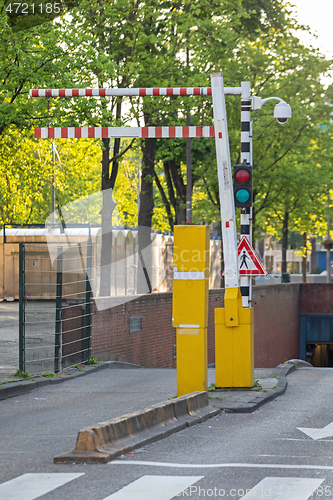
[{"left": 53, "top": 391, "right": 220, "bottom": 463}]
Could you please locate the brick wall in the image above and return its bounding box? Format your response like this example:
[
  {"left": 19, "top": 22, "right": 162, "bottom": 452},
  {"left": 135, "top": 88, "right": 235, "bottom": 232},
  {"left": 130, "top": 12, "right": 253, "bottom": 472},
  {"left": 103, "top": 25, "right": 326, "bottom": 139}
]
[
  {"left": 91, "top": 295, "right": 176, "bottom": 368},
  {"left": 253, "top": 284, "right": 300, "bottom": 367},
  {"left": 90, "top": 284, "right": 300, "bottom": 369},
  {"left": 300, "top": 283, "right": 333, "bottom": 314}
]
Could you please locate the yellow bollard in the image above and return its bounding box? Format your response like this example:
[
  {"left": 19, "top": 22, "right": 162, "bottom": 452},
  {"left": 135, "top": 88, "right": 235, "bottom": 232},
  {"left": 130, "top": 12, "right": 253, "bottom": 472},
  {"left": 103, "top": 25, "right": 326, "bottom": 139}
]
[
  {"left": 172, "top": 225, "right": 209, "bottom": 397},
  {"left": 215, "top": 288, "right": 254, "bottom": 388}
]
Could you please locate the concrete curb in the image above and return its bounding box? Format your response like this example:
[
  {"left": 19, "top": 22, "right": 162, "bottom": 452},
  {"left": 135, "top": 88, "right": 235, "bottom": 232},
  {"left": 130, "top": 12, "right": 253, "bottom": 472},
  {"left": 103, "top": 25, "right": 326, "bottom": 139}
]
[
  {"left": 53, "top": 391, "right": 220, "bottom": 464},
  {"left": 221, "top": 377, "right": 287, "bottom": 413},
  {"left": 0, "top": 361, "right": 141, "bottom": 401},
  {"left": 209, "top": 359, "right": 305, "bottom": 414}
]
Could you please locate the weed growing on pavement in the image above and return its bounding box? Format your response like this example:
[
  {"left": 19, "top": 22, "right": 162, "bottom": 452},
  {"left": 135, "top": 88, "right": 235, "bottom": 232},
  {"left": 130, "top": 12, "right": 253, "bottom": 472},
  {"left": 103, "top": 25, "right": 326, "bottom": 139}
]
[
  {"left": 41, "top": 372, "right": 55, "bottom": 378},
  {"left": 87, "top": 355, "right": 99, "bottom": 365},
  {"left": 13, "top": 369, "right": 33, "bottom": 380}
]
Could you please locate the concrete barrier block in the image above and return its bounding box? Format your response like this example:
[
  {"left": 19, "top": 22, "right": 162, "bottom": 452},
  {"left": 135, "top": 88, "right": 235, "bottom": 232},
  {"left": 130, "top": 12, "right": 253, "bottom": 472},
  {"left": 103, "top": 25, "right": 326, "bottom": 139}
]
[
  {"left": 127, "top": 412, "right": 149, "bottom": 435},
  {"left": 74, "top": 428, "right": 102, "bottom": 452},
  {"left": 186, "top": 391, "right": 209, "bottom": 414},
  {"left": 110, "top": 417, "right": 132, "bottom": 441},
  {"left": 54, "top": 391, "right": 219, "bottom": 463},
  {"left": 145, "top": 401, "right": 187, "bottom": 436},
  {"left": 53, "top": 450, "right": 112, "bottom": 464}
]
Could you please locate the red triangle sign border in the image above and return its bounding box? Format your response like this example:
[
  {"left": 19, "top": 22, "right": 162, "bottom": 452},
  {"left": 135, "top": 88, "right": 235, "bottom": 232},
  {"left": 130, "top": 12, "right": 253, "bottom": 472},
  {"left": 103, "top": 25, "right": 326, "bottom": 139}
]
[{"left": 238, "top": 236, "right": 267, "bottom": 276}]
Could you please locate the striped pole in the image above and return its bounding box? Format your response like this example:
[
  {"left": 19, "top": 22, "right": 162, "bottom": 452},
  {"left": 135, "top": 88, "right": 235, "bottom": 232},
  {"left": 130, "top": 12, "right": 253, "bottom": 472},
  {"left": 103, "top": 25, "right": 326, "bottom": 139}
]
[
  {"left": 29, "top": 86, "right": 242, "bottom": 98},
  {"left": 34, "top": 126, "right": 215, "bottom": 140},
  {"left": 240, "top": 81, "right": 252, "bottom": 308}
]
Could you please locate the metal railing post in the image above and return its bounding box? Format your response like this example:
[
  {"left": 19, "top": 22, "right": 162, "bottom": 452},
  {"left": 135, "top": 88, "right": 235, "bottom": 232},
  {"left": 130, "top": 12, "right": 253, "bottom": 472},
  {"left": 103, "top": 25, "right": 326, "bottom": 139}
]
[
  {"left": 54, "top": 246, "right": 63, "bottom": 373},
  {"left": 19, "top": 243, "right": 25, "bottom": 372},
  {"left": 84, "top": 231, "right": 92, "bottom": 362}
]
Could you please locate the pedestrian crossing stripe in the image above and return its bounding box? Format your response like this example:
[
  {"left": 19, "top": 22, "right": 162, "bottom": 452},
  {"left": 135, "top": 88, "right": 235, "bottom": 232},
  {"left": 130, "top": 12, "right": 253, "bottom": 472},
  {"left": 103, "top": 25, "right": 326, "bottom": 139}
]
[
  {"left": 103, "top": 476, "right": 203, "bottom": 500},
  {"left": 0, "top": 472, "right": 326, "bottom": 499},
  {"left": 0, "top": 473, "right": 84, "bottom": 500}
]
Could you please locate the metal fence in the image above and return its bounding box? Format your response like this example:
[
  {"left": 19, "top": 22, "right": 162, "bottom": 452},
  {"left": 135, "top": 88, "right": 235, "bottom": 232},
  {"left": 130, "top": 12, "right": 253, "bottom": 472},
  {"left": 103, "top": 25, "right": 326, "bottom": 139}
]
[
  {"left": 1, "top": 228, "right": 222, "bottom": 301},
  {"left": 19, "top": 240, "right": 92, "bottom": 374}
]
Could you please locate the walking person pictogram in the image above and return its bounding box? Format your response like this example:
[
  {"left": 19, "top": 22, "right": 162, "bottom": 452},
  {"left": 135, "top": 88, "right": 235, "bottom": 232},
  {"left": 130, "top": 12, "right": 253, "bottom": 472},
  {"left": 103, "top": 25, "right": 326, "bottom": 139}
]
[{"left": 240, "top": 250, "right": 250, "bottom": 269}]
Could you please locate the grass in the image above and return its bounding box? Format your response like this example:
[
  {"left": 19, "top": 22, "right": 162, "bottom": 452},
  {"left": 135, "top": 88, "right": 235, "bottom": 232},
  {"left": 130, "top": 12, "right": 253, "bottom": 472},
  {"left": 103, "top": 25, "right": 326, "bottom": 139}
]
[{"left": 12, "top": 369, "right": 33, "bottom": 380}]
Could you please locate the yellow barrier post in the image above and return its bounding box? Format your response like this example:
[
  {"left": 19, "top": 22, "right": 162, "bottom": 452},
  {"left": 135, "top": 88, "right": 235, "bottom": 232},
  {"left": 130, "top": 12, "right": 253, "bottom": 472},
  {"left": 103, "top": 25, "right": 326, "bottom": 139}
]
[
  {"left": 172, "top": 225, "right": 210, "bottom": 397},
  {"left": 215, "top": 288, "right": 254, "bottom": 387}
]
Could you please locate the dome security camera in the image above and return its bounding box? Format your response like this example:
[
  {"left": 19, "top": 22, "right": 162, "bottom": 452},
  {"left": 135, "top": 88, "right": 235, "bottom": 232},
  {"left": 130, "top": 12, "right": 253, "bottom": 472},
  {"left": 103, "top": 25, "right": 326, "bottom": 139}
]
[{"left": 274, "top": 101, "right": 292, "bottom": 124}]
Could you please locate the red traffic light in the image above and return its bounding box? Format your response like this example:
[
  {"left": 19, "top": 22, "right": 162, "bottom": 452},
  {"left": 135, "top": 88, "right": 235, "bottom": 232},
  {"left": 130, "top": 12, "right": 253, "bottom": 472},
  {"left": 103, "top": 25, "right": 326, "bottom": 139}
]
[
  {"left": 233, "top": 163, "right": 253, "bottom": 209},
  {"left": 235, "top": 169, "right": 250, "bottom": 183}
]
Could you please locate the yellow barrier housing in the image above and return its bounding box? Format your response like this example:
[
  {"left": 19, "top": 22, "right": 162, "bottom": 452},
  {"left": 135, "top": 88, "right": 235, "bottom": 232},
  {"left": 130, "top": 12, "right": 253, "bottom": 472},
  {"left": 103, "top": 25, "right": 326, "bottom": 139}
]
[
  {"left": 173, "top": 225, "right": 209, "bottom": 397},
  {"left": 215, "top": 288, "right": 254, "bottom": 388}
]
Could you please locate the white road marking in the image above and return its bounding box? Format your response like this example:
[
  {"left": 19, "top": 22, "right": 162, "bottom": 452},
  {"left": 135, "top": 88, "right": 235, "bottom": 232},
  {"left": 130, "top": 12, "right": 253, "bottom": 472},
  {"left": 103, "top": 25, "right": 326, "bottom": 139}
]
[
  {"left": 241, "top": 477, "right": 323, "bottom": 499},
  {"left": 0, "top": 473, "right": 84, "bottom": 500},
  {"left": 279, "top": 438, "right": 333, "bottom": 442},
  {"left": 102, "top": 475, "right": 203, "bottom": 500},
  {"left": 297, "top": 421, "right": 333, "bottom": 440},
  {"left": 111, "top": 460, "right": 333, "bottom": 471},
  {"left": 256, "top": 455, "right": 311, "bottom": 459}
]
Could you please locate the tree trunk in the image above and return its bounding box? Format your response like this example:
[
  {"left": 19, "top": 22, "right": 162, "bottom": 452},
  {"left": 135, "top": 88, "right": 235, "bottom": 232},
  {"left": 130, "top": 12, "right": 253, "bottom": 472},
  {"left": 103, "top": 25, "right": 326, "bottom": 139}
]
[
  {"left": 99, "top": 99, "right": 122, "bottom": 297},
  {"left": 164, "top": 159, "right": 186, "bottom": 225},
  {"left": 137, "top": 132, "right": 156, "bottom": 294},
  {"left": 281, "top": 210, "right": 289, "bottom": 275}
]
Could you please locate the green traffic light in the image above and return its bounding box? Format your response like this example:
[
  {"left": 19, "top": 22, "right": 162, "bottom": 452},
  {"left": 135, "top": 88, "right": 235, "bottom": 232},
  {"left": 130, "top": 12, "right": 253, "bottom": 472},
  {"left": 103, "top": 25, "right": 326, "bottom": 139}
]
[{"left": 235, "top": 189, "right": 250, "bottom": 203}]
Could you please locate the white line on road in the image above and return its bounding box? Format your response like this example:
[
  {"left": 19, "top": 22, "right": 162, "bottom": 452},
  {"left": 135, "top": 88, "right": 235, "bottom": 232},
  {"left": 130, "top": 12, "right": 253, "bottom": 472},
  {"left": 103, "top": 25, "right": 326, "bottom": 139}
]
[
  {"left": 0, "top": 473, "right": 84, "bottom": 500},
  {"left": 102, "top": 475, "right": 203, "bottom": 500},
  {"left": 241, "top": 477, "right": 323, "bottom": 500},
  {"left": 297, "top": 421, "right": 333, "bottom": 440},
  {"left": 111, "top": 460, "right": 333, "bottom": 471}
]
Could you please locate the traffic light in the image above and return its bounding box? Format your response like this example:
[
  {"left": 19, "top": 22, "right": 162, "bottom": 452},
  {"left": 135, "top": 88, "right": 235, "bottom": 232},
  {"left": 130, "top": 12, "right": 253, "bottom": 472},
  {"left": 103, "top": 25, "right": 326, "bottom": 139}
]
[{"left": 233, "top": 163, "right": 253, "bottom": 209}]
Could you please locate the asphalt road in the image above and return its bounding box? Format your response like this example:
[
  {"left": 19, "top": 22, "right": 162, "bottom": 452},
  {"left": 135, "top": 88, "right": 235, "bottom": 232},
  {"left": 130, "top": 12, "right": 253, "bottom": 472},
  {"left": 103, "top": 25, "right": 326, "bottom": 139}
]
[{"left": 1, "top": 366, "right": 333, "bottom": 499}]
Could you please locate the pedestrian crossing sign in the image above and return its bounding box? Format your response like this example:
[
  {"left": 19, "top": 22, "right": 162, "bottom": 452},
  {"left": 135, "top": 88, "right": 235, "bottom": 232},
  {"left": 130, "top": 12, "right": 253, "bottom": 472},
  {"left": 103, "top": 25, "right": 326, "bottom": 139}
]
[
  {"left": 237, "top": 236, "right": 267, "bottom": 276},
  {"left": 222, "top": 236, "right": 267, "bottom": 277}
]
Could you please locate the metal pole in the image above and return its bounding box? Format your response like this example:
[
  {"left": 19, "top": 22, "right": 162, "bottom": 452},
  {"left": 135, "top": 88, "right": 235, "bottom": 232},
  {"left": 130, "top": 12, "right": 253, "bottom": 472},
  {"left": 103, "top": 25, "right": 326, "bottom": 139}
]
[
  {"left": 327, "top": 192, "right": 331, "bottom": 283},
  {"left": 84, "top": 229, "right": 92, "bottom": 362},
  {"left": 138, "top": 158, "right": 141, "bottom": 225},
  {"left": 186, "top": 48, "right": 192, "bottom": 223},
  {"left": 186, "top": 110, "right": 192, "bottom": 223},
  {"left": 240, "top": 82, "right": 252, "bottom": 307},
  {"left": 54, "top": 246, "right": 63, "bottom": 373},
  {"left": 51, "top": 140, "right": 55, "bottom": 225},
  {"left": 19, "top": 243, "right": 25, "bottom": 372}
]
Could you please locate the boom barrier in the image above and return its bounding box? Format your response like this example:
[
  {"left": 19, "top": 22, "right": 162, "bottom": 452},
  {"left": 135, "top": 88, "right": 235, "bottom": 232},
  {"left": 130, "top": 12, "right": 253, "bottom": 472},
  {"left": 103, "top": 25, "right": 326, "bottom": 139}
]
[
  {"left": 34, "top": 126, "right": 215, "bottom": 140},
  {"left": 29, "top": 86, "right": 242, "bottom": 98}
]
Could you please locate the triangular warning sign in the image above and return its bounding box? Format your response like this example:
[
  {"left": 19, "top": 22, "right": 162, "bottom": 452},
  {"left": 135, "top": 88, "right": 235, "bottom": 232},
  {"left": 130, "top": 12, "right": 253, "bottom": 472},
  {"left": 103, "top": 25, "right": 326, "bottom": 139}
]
[
  {"left": 222, "top": 236, "right": 267, "bottom": 276},
  {"left": 238, "top": 236, "right": 267, "bottom": 276}
]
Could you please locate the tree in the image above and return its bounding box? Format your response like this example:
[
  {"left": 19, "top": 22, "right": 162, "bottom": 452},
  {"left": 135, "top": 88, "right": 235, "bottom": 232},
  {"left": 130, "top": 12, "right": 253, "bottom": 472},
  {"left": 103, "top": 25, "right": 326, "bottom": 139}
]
[
  {"left": 55, "top": 0, "right": 196, "bottom": 294},
  {"left": 0, "top": 6, "right": 71, "bottom": 137},
  {"left": 0, "top": 128, "right": 100, "bottom": 225}
]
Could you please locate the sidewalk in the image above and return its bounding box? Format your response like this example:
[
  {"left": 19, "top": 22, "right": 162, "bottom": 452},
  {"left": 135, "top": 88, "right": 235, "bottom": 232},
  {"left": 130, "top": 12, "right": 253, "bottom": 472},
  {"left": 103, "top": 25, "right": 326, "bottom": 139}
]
[{"left": 0, "top": 358, "right": 304, "bottom": 410}]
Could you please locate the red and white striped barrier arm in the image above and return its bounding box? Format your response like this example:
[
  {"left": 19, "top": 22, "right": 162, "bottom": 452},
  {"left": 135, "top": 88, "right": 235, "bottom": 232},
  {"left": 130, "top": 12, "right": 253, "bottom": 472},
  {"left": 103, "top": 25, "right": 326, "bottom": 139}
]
[
  {"left": 34, "top": 126, "right": 215, "bottom": 139},
  {"left": 29, "top": 86, "right": 242, "bottom": 98}
]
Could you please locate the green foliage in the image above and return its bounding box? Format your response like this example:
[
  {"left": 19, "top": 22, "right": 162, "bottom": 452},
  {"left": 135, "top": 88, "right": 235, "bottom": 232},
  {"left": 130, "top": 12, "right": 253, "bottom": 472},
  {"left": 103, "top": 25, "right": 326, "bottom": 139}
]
[
  {"left": 0, "top": 0, "right": 332, "bottom": 247},
  {"left": 0, "top": 128, "right": 100, "bottom": 224},
  {"left": 13, "top": 369, "right": 32, "bottom": 379},
  {"left": 86, "top": 355, "right": 99, "bottom": 365}
]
